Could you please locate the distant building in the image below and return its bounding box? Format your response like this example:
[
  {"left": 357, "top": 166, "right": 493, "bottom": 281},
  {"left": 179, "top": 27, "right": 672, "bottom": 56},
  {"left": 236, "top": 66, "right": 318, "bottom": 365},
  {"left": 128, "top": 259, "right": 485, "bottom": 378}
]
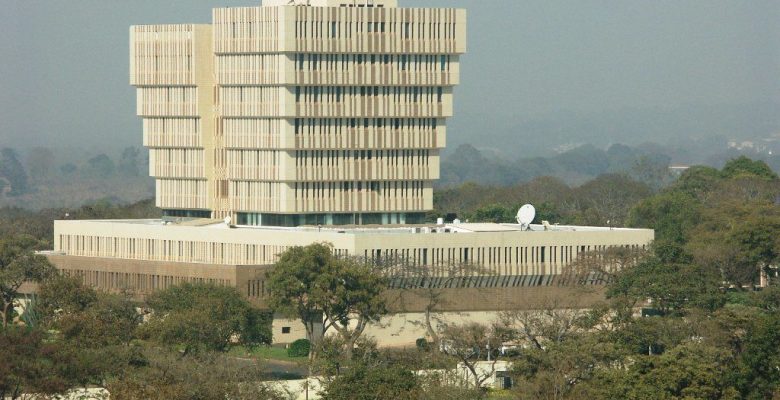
[
  {"left": 45, "top": 0, "right": 654, "bottom": 346},
  {"left": 668, "top": 164, "right": 690, "bottom": 176}
]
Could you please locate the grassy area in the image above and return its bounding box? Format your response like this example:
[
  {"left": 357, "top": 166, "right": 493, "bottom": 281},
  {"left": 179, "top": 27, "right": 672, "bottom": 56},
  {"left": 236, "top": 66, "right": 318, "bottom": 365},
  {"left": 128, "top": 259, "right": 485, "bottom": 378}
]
[
  {"left": 228, "top": 345, "right": 307, "bottom": 362},
  {"left": 486, "top": 389, "right": 515, "bottom": 399}
]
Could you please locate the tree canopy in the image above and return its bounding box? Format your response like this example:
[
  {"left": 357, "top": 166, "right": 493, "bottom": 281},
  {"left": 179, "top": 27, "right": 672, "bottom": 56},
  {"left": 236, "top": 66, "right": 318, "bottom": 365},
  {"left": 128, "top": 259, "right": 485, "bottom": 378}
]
[
  {"left": 266, "top": 243, "right": 388, "bottom": 359},
  {"left": 0, "top": 235, "right": 54, "bottom": 328},
  {"left": 141, "top": 282, "right": 272, "bottom": 355}
]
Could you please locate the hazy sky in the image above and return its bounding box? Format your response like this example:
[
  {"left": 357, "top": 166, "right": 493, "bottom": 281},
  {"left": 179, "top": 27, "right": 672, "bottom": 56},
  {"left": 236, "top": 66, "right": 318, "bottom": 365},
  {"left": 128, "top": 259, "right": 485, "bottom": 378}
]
[{"left": 1, "top": 0, "right": 778, "bottom": 151}]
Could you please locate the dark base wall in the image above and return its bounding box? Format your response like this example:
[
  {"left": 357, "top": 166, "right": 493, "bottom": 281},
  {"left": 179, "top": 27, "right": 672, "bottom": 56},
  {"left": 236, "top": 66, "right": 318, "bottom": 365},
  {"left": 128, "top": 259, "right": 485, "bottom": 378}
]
[
  {"left": 383, "top": 285, "right": 606, "bottom": 312},
  {"left": 46, "top": 255, "right": 608, "bottom": 312},
  {"left": 45, "top": 255, "right": 270, "bottom": 303}
]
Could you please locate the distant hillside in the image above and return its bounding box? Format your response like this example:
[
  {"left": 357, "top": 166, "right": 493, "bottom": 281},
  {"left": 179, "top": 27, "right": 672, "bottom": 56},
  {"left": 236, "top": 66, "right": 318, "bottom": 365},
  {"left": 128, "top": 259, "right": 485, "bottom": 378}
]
[
  {"left": 0, "top": 146, "right": 153, "bottom": 210},
  {"left": 447, "top": 101, "right": 780, "bottom": 162},
  {"left": 439, "top": 143, "right": 672, "bottom": 188}
]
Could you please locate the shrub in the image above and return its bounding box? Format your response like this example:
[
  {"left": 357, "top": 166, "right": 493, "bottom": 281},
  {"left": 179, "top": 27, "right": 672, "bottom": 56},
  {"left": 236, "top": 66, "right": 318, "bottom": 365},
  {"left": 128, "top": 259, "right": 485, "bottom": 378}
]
[
  {"left": 415, "top": 338, "right": 430, "bottom": 351},
  {"left": 287, "top": 338, "right": 310, "bottom": 358}
]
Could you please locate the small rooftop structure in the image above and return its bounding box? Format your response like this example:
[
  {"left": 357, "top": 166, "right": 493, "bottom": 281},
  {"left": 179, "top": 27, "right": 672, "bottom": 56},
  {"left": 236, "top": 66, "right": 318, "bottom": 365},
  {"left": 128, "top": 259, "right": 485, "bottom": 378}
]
[{"left": 262, "top": 0, "right": 398, "bottom": 7}]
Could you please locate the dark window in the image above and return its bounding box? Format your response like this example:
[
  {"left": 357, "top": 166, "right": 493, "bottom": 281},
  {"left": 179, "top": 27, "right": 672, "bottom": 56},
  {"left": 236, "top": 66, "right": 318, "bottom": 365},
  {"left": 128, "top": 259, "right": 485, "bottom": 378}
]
[{"left": 282, "top": 327, "right": 291, "bottom": 334}]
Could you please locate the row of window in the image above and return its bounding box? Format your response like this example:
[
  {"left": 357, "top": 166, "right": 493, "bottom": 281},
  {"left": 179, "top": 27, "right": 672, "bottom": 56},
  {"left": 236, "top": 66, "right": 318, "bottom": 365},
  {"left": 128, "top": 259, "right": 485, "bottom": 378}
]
[
  {"left": 369, "top": 244, "right": 645, "bottom": 269},
  {"left": 294, "top": 149, "right": 430, "bottom": 166},
  {"left": 389, "top": 275, "right": 574, "bottom": 289},
  {"left": 139, "top": 87, "right": 196, "bottom": 103},
  {"left": 236, "top": 212, "right": 425, "bottom": 227},
  {"left": 296, "top": 53, "right": 450, "bottom": 72},
  {"left": 150, "top": 148, "right": 203, "bottom": 164},
  {"left": 59, "top": 234, "right": 294, "bottom": 266},
  {"left": 339, "top": 3, "right": 385, "bottom": 8},
  {"left": 65, "top": 269, "right": 228, "bottom": 293},
  {"left": 294, "top": 19, "right": 457, "bottom": 40},
  {"left": 144, "top": 118, "right": 199, "bottom": 135},
  {"left": 295, "top": 85, "right": 443, "bottom": 103},
  {"left": 163, "top": 209, "right": 211, "bottom": 218},
  {"left": 294, "top": 118, "right": 438, "bottom": 134},
  {"left": 294, "top": 180, "right": 426, "bottom": 198}
]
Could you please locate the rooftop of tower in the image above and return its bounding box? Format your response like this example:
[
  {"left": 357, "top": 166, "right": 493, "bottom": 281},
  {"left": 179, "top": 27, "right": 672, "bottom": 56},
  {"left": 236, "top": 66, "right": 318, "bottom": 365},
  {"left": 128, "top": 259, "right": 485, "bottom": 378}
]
[{"left": 262, "top": 0, "right": 398, "bottom": 7}]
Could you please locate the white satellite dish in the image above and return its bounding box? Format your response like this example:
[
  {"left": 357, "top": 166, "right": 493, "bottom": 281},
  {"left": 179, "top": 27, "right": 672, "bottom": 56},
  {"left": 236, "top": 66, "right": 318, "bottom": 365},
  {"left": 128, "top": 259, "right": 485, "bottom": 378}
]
[{"left": 516, "top": 204, "right": 535, "bottom": 228}]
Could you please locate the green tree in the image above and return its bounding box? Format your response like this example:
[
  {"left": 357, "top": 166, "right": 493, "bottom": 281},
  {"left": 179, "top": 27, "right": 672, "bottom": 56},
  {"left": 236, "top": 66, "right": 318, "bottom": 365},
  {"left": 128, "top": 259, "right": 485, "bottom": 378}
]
[
  {"left": 267, "top": 243, "right": 388, "bottom": 359},
  {"left": 721, "top": 155, "right": 778, "bottom": 180},
  {"left": 591, "top": 342, "right": 739, "bottom": 400},
  {"left": 573, "top": 174, "right": 653, "bottom": 227},
  {"left": 729, "top": 211, "right": 780, "bottom": 284},
  {"left": 36, "top": 274, "right": 143, "bottom": 390},
  {"left": 610, "top": 316, "right": 694, "bottom": 356},
  {"left": 0, "top": 235, "right": 54, "bottom": 328},
  {"left": 266, "top": 243, "right": 334, "bottom": 352},
  {"left": 688, "top": 203, "right": 780, "bottom": 286},
  {"left": 470, "top": 203, "right": 513, "bottom": 223},
  {"left": 141, "top": 283, "right": 271, "bottom": 355},
  {"left": 673, "top": 165, "right": 721, "bottom": 198},
  {"left": 734, "top": 313, "right": 780, "bottom": 399},
  {"left": 533, "top": 201, "right": 565, "bottom": 224},
  {"left": 0, "top": 328, "right": 73, "bottom": 400},
  {"left": 628, "top": 190, "right": 700, "bottom": 247},
  {"left": 58, "top": 292, "right": 140, "bottom": 348},
  {"left": 750, "top": 285, "right": 780, "bottom": 311},
  {"left": 37, "top": 273, "right": 98, "bottom": 325},
  {"left": 106, "top": 347, "right": 287, "bottom": 400},
  {"left": 607, "top": 255, "right": 724, "bottom": 315},
  {"left": 321, "top": 362, "right": 421, "bottom": 400},
  {"left": 512, "top": 335, "right": 626, "bottom": 400},
  {"left": 317, "top": 256, "right": 388, "bottom": 359}
]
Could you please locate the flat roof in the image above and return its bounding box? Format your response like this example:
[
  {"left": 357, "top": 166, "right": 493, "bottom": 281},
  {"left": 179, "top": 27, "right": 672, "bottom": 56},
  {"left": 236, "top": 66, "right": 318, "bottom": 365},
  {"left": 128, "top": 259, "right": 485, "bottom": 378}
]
[{"left": 68, "top": 218, "right": 646, "bottom": 235}]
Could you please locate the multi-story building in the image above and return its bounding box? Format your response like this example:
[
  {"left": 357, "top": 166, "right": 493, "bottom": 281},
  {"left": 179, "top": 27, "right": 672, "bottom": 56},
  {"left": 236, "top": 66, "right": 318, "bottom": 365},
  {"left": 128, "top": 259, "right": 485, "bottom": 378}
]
[
  {"left": 42, "top": 0, "right": 654, "bottom": 345},
  {"left": 132, "top": 0, "right": 465, "bottom": 226}
]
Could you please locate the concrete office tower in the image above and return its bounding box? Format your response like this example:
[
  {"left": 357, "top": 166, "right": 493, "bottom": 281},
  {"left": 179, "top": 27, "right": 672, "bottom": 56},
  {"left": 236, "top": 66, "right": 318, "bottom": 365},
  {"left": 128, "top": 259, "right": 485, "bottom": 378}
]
[{"left": 130, "top": 0, "right": 466, "bottom": 226}]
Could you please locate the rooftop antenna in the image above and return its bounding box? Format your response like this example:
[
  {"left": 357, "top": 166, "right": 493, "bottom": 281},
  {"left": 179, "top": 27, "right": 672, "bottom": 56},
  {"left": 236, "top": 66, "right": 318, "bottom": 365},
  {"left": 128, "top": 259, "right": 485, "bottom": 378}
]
[{"left": 516, "top": 204, "right": 535, "bottom": 231}]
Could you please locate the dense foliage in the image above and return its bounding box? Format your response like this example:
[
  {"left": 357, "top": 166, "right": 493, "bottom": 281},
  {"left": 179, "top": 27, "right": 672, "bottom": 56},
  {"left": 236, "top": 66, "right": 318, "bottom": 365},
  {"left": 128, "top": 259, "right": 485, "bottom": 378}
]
[
  {"left": 432, "top": 173, "right": 653, "bottom": 227},
  {"left": 502, "top": 157, "right": 780, "bottom": 399},
  {"left": 1, "top": 267, "right": 280, "bottom": 400},
  {"left": 287, "top": 338, "right": 311, "bottom": 358},
  {"left": 266, "top": 243, "right": 388, "bottom": 360},
  {"left": 140, "top": 283, "right": 273, "bottom": 355},
  {"left": 0, "top": 198, "right": 159, "bottom": 248},
  {"left": 0, "top": 235, "right": 54, "bottom": 328},
  {"left": 3, "top": 155, "right": 780, "bottom": 398}
]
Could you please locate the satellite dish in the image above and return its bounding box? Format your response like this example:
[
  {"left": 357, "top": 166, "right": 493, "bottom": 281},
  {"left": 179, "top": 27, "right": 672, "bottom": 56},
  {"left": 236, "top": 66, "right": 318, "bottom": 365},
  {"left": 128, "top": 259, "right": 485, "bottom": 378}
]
[
  {"left": 224, "top": 216, "right": 232, "bottom": 226},
  {"left": 516, "top": 204, "right": 535, "bottom": 227}
]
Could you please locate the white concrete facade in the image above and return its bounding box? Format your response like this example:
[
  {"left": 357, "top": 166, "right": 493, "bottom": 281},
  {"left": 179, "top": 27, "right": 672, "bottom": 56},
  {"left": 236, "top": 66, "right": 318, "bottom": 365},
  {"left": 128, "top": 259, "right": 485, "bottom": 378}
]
[
  {"left": 54, "top": 220, "right": 652, "bottom": 276},
  {"left": 131, "top": 1, "right": 466, "bottom": 225}
]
